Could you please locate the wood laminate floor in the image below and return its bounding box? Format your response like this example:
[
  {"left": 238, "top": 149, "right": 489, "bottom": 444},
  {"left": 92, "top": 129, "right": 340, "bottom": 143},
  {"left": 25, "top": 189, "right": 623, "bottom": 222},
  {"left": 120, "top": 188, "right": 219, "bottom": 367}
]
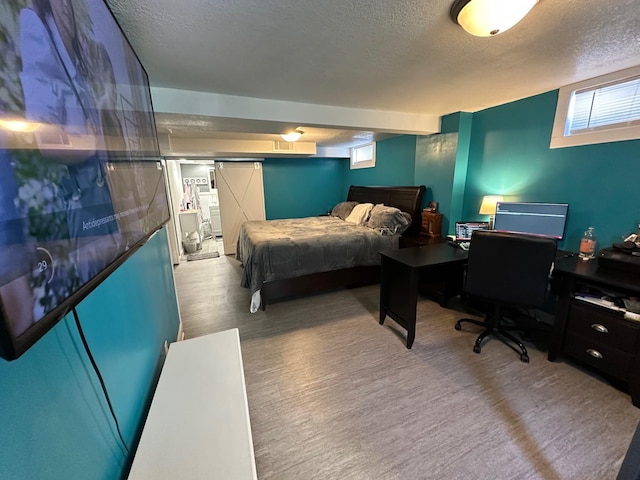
[{"left": 173, "top": 246, "right": 640, "bottom": 479}]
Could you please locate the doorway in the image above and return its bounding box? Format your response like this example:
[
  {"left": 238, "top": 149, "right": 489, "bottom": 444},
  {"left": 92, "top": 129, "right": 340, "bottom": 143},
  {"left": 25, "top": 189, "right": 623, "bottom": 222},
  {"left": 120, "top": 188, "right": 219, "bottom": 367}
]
[
  {"left": 164, "top": 158, "right": 224, "bottom": 262},
  {"left": 164, "top": 158, "right": 266, "bottom": 261}
]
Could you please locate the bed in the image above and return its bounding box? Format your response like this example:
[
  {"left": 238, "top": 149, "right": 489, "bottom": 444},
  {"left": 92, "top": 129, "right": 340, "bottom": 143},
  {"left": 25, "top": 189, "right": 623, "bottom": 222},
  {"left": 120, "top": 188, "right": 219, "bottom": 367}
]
[{"left": 236, "top": 185, "right": 426, "bottom": 312}]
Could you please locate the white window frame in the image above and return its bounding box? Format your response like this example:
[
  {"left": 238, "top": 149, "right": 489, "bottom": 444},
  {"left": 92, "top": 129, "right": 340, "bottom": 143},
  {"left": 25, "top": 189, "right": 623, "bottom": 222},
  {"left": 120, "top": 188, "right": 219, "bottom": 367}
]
[
  {"left": 350, "top": 142, "right": 376, "bottom": 169},
  {"left": 550, "top": 65, "right": 640, "bottom": 149}
]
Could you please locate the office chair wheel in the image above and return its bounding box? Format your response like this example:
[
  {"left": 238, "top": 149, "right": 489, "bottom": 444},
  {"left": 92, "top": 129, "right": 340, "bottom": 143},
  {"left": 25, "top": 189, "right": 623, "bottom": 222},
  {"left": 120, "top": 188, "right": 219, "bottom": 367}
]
[
  {"left": 520, "top": 353, "right": 529, "bottom": 363},
  {"left": 473, "top": 345, "right": 481, "bottom": 354}
]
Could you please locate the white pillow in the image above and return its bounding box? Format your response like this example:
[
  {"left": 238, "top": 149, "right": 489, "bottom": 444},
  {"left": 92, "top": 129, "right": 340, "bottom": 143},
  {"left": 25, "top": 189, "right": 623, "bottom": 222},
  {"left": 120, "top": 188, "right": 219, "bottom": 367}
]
[{"left": 345, "top": 202, "right": 374, "bottom": 225}]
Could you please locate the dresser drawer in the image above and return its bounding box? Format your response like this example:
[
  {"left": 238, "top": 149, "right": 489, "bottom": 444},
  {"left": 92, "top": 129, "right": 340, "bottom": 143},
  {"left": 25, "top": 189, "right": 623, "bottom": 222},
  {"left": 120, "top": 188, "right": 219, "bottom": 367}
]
[
  {"left": 567, "top": 302, "right": 639, "bottom": 353},
  {"left": 564, "top": 330, "right": 634, "bottom": 380}
]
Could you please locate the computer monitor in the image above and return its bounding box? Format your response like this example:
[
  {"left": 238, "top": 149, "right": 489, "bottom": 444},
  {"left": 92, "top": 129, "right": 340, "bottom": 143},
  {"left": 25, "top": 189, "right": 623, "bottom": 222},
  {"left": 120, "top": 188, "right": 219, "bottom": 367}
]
[
  {"left": 455, "top": 221, "right": 490, "bottom": 241},
  {"left": 493, "top": 202, "right": 569, "bottom": 240}
]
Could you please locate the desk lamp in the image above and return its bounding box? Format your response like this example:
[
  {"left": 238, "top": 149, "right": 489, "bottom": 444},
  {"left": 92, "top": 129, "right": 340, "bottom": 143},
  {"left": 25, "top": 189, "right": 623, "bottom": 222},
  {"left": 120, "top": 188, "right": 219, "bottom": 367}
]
[{"left": 479, "top": 195, "right": 503, "bottom": 229}]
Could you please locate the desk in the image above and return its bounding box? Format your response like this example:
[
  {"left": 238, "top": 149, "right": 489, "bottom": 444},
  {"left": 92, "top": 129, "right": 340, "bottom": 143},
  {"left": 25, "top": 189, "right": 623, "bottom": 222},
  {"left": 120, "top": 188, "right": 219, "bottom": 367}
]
[
  {"left": 549, "top": 256, "right": 640, "bottom": 406},
  {"left": 379, "top": 243, "right": 468, "bottom": 348},
  {"left": 400, "top": 234, "right": 444, "bottom": 248}
]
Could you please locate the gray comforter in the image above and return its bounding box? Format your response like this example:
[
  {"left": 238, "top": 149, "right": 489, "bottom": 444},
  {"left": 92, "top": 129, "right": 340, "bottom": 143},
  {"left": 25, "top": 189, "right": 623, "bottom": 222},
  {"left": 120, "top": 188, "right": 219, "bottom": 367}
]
[{"left": 236, "top": 216, "right": 399, "bottom": 294}]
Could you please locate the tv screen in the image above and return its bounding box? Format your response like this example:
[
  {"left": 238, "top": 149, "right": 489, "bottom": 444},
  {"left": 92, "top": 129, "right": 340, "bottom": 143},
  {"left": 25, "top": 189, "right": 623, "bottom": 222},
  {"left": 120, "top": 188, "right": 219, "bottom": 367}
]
[
  {"left": 493, "top": 202, "right": 569, "bottom": 240},
  {"left": 0, "top": 0, "right": 170, "bottom": 359}
]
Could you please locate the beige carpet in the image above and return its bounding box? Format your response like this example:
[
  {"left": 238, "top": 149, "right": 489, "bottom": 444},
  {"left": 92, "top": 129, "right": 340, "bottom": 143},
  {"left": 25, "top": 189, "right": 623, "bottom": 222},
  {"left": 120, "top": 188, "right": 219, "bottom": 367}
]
[{"left": 173, "top": 254, "right": 640, "bottom": 480}]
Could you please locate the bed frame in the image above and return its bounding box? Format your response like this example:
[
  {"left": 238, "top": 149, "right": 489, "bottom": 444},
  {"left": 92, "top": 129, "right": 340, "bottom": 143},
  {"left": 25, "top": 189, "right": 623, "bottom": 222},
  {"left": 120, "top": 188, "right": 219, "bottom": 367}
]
[{"left": 259, "top": 185, "right": 426, "bottom": 310}]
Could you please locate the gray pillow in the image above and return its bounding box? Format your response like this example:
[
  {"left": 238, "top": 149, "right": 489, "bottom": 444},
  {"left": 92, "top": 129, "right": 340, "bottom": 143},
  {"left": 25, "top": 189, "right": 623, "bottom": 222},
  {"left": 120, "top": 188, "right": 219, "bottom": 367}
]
[
  {"left": 367, "top": 205, "right": 412, "bottom": 235},
  {"left": 331, "top": 201, "right": 358, "bottom": 220}
]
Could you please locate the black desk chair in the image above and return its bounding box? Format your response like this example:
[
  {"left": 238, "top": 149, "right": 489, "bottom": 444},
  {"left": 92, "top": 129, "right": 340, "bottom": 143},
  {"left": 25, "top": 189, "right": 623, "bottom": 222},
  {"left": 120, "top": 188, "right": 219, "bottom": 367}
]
[{"left": 455, "top": 230, "right": 557, "bottom": 362}]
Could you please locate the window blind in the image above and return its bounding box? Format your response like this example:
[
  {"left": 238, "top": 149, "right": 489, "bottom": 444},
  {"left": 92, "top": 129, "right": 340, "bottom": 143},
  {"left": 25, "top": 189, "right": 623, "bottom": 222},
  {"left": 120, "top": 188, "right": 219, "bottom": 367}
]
[{"left": 567, "top": 76, "right": 640, "bottom": 135}]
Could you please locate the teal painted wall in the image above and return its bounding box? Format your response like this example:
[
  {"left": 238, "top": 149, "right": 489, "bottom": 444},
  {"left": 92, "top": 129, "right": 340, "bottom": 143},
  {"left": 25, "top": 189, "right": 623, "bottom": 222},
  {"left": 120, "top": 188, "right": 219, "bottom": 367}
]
[
  {"left": 262, "top": 137, "right": 420, "bottom": 220},
  {"left": 463, "top": 90, "right": 640, "bottom": 249},
  {"left": 261, "top": 137, "right": 421, "bottom": 220},
  {"left": 441, "top": 112, "right": 463, "bottom": 134},
  {"left": 0, "top": 227, "right": 180, "bottom": 479},
  {"left": 262, "top": 158, "right": 345, "bottom": 219},
  {"left": 414, "top": 112, "right": 475, "bottom": 236},
  {"left": 415, "top": 133, "right": 458, "bottom": 235},
  {"left": 342, "top": 136, "right": 417, "bottom": 197},
  {"left": 450, "top": 113, "right": 474, "bottom": 233}
]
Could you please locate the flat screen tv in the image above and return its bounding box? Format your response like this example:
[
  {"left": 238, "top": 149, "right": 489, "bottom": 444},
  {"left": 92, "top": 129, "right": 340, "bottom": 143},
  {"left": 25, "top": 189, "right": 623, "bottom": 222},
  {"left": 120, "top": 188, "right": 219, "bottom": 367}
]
[
  {"left": 0, "top": 0, "right": 170, "bottom": 360},
  {"left": 493, "top": 202, "right": 569, "bottom": 240}
]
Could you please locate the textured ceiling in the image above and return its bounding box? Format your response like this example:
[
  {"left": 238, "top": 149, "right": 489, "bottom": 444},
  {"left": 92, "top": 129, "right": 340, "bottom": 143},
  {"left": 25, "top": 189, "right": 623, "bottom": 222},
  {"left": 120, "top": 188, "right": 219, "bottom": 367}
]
[{"left": 107, "top": 0, "right": 640, "bottom": 147}]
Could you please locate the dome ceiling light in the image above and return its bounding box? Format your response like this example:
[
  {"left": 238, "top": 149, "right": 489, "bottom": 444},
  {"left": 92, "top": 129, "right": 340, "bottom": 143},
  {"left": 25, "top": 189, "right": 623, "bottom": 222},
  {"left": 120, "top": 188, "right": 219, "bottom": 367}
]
[
  {"left": 280, "top": 130, "right": 304, "bottom": 142},
  {"left": 450, "top": 0, "right": 539, "bottom": 37}
]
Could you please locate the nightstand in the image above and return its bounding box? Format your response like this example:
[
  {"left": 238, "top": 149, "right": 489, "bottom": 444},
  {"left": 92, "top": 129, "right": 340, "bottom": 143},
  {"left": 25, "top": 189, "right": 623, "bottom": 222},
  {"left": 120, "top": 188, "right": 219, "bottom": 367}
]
[{"left": 421, "top": 212, "right": 443, "bottom": 238}]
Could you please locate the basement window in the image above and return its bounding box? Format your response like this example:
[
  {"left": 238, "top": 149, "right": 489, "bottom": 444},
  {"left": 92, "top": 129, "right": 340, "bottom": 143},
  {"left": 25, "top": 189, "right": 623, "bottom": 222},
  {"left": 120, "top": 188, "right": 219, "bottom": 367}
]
[
  {"left": 551, "top": 66, "right": 640, "bottom": 148},
  {"left": 350, "top": 142, "right": 376, "bottom": 169}
]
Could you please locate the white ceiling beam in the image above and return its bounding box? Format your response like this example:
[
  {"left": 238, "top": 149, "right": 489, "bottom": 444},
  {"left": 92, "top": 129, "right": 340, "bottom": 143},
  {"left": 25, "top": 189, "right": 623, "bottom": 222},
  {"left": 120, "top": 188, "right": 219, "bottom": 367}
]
[
  {"left": 165, "top": 136, "right": 317, "bottom": 158},
  {"left": 151, "top": 87, "right": 441, "bottom": 135}
]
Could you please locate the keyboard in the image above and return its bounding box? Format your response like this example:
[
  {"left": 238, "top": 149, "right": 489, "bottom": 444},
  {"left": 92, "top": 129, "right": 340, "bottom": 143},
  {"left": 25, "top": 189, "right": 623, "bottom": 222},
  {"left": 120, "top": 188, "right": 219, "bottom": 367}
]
[{"left": 448, "top": 240, "right": 471, "bottom": 251}]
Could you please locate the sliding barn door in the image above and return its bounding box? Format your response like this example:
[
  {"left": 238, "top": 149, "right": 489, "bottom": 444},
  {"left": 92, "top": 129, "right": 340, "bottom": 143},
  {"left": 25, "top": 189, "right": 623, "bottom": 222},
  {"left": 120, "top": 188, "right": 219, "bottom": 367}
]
[{"left": 216, "top": 161, "right": 266, "bottom": 255}]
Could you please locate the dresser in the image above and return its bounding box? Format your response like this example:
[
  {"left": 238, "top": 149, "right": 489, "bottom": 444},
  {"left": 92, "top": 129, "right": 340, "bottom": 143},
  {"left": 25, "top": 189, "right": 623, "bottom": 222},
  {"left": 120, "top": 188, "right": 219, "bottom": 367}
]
[{"left": 549, "top": 256, "right": 640, "bottom": 406}]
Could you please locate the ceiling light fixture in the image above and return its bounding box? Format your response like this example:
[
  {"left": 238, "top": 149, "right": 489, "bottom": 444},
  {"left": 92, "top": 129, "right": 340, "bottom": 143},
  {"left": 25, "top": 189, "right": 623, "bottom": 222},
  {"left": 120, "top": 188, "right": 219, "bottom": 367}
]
[
  {"left": 450, "top": 0, "right": 538, "bottom": 37},
  {"left": 281, "top": 130, "right": 303, "bottom": 142}
]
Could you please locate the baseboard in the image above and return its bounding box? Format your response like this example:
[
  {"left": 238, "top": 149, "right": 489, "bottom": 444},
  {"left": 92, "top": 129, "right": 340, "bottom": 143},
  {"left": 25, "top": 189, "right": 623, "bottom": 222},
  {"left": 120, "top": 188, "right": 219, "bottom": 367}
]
[{"left": 176, "top": 321, "right": 184, "bottom": 342}]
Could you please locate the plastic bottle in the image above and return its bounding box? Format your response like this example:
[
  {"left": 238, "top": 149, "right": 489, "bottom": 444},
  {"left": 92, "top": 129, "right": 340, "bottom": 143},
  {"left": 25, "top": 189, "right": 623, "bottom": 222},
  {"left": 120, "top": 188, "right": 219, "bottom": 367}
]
[{"left": 579, "top": 227, "right": 597, "bottom": 260}]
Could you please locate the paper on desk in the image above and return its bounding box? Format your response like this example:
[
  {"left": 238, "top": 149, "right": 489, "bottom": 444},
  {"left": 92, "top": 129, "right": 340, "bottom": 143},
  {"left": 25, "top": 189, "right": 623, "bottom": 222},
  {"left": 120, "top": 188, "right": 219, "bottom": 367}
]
[
  {"left": 574, "top": 295, "right": 626, "bottom": 312},
  {"left": 624, "top": 311, "right": 640, "bottom": 322}
]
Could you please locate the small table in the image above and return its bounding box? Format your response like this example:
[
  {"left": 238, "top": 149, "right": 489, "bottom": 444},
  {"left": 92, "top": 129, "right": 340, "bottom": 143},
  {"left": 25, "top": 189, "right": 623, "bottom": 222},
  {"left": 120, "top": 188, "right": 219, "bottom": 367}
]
[{"left": 379, "top": 243, "right": 468, "bottom": 348}]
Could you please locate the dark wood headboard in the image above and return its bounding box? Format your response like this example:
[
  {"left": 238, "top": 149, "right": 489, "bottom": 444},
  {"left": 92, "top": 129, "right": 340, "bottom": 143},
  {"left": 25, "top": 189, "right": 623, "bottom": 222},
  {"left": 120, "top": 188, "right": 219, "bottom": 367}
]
[{"left": 346, "top": 185, "right": 426, "bottom": 237}]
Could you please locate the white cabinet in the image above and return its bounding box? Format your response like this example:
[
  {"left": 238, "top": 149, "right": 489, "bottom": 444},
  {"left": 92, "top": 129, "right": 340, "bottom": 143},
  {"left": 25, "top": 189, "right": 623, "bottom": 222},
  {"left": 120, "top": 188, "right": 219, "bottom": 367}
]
[{"left": 209, "top": 205, "right": 222, "bottom": 237}]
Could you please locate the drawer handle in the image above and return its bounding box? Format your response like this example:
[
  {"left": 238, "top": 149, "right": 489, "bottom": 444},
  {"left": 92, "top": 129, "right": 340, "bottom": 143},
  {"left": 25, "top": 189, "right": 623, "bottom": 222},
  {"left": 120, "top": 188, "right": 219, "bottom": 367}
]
[
  {"left": 590, "top": 323, "right": 609, "bottom": 334},
  {"left": 586, "top": 349, "right": 603, "bottom": 359}
]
